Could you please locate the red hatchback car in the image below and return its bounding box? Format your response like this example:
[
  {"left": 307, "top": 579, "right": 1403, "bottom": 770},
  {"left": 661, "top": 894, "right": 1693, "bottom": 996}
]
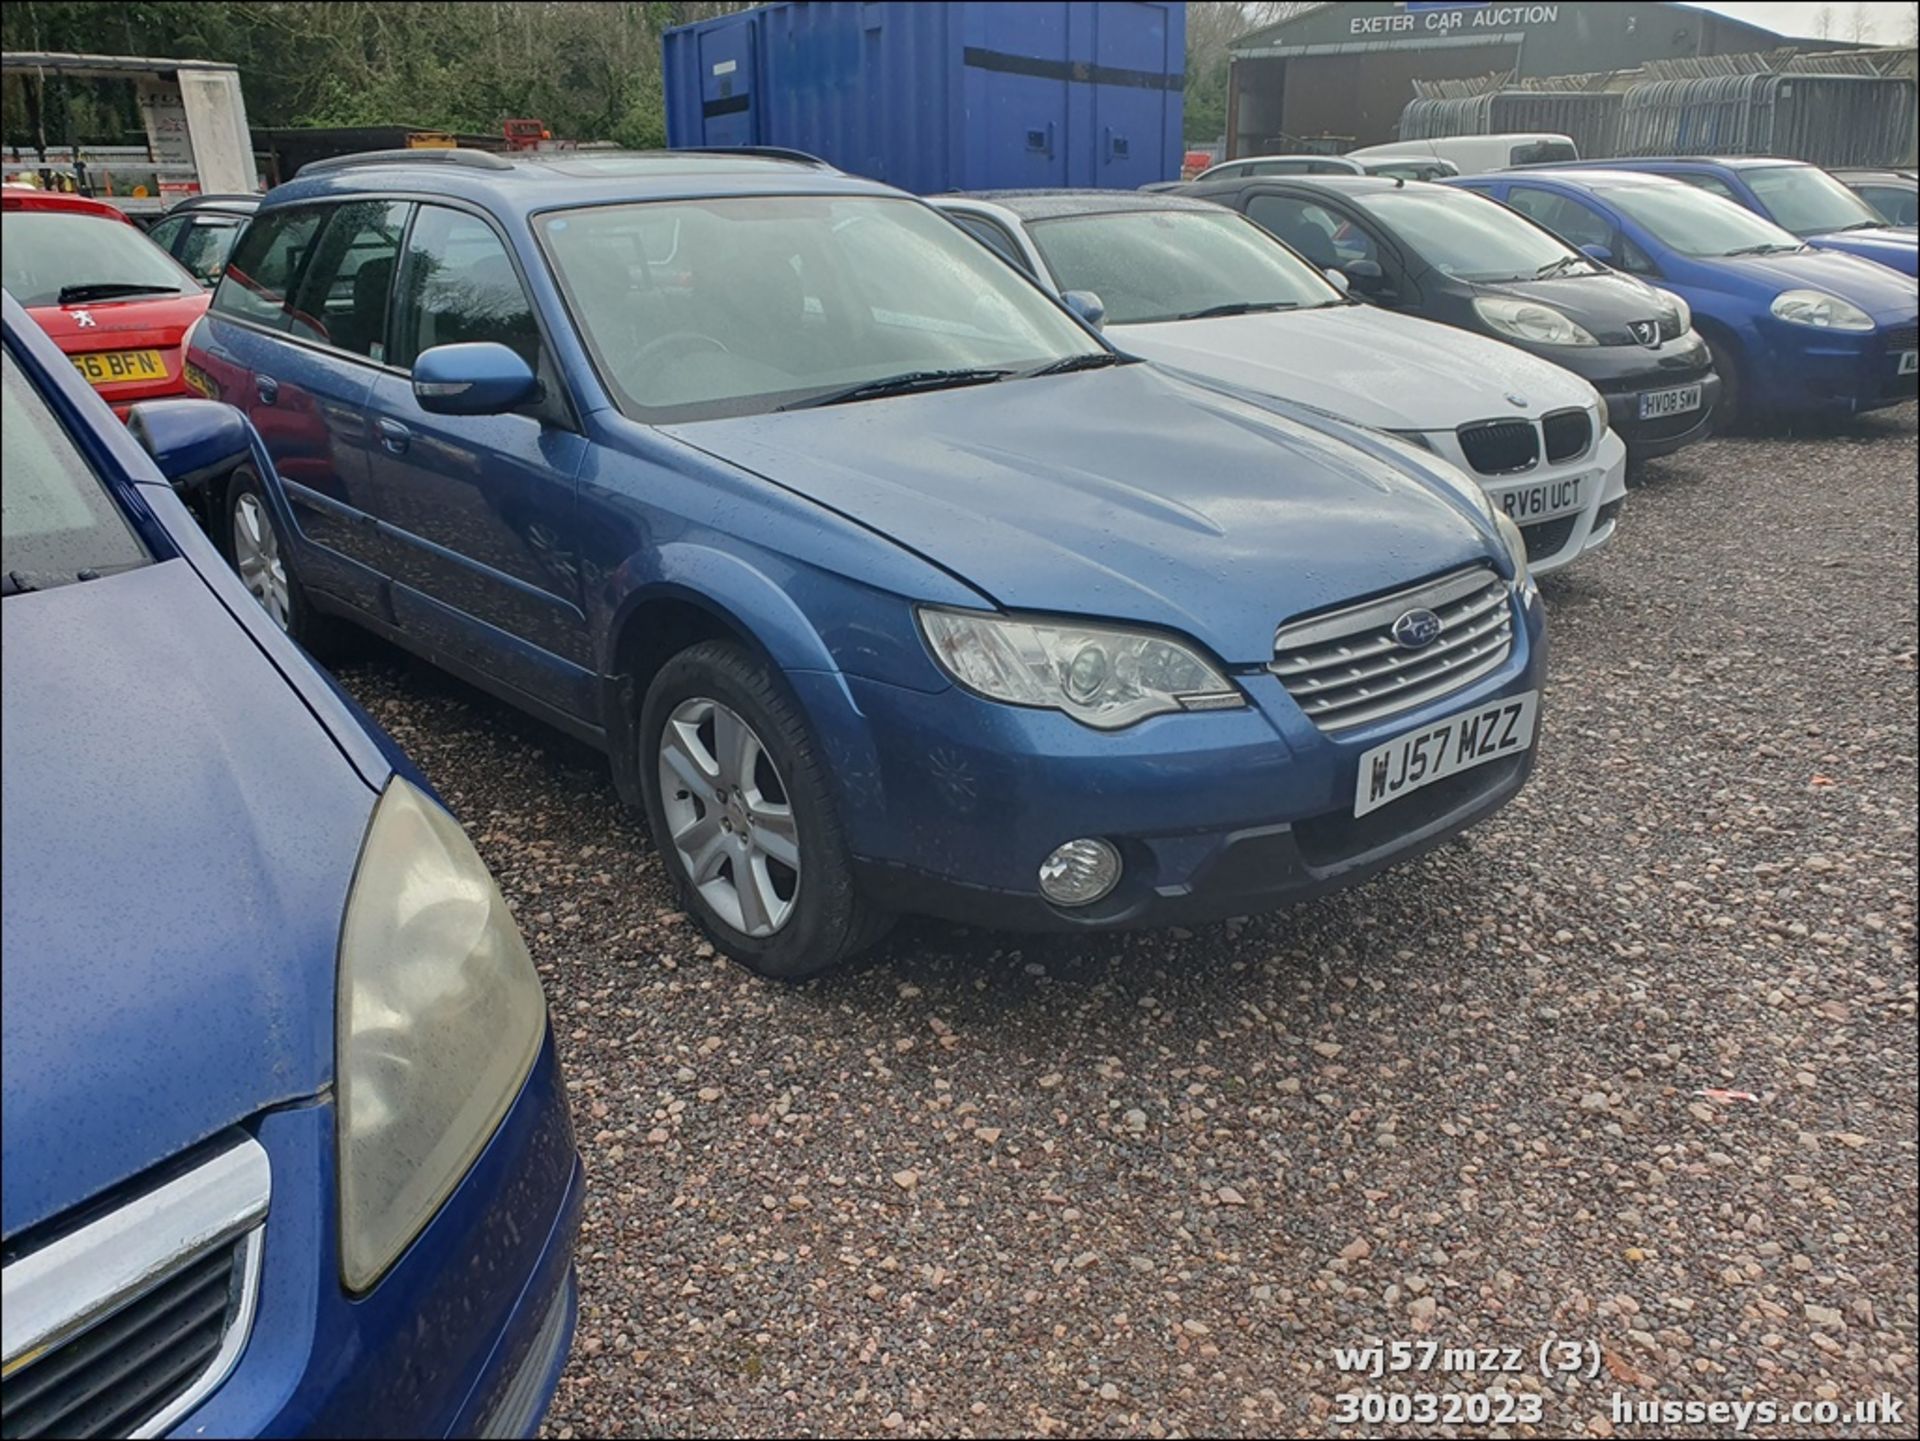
[{"left": 2, "top": 186, "right": 212, "bottom": 417}]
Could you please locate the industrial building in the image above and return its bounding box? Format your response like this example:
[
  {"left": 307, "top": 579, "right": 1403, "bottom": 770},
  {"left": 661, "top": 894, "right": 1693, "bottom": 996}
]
[{"left": 1226, "top": 0, "right": 1838, "bottom": 155}]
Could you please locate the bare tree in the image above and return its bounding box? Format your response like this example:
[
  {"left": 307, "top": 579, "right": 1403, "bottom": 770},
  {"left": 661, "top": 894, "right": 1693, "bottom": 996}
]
[
  {"left": 1845, "top": 2, "right": 1873, "bottom": 44},
  {"left": 1812, "top": 4, "right": 1836, "bottom": 38}
]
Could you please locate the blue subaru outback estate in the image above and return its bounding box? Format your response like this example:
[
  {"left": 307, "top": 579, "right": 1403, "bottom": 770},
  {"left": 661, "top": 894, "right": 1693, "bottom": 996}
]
[{"left": 187, "top": 148, "right": 1546, "bottom": 979}]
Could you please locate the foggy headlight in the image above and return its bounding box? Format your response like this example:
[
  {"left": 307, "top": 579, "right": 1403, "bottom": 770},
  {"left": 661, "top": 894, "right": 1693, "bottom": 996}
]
[
  {"left": 1770, "top": 289, "right": 1872, "bottom": 331},
  {"left": 918, "top": 608, "right": 1242, "bottom": 729},
  {"left": 337, "top": 778, "right": 546, "bottom": 1291},
  {"left": 1473, "top": 296, "right": 1597, "bottom": 346}
]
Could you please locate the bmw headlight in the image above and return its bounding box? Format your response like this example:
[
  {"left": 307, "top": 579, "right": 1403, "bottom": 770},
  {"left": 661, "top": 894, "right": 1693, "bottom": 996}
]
[
  {"left": 1473, "top": 296, "right": 1597, "bottom": 346},
  {"left": 918, "top": 608, "right": 1242, "bottom": 729},
  {"left": 1594, "top": 390, "right": 1611, "bottom": 434},
  {"left": 1653, "top": 286, "right": 1691, "bottom": 333},
  {"left": 337, "top": 778, "right": 546, "bottom": 1291},
  {"left": 1770, "top": 289, "right": 1872, "bottom": 331}
]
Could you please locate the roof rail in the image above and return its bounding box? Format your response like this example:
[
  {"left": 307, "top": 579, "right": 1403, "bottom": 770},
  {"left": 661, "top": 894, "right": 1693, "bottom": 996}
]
[
  {"left": 297, "top": 148, "right": 515, "bottom": 178},
  {"left": 677, "top": 145, "right": 835, "bottom": 169}
]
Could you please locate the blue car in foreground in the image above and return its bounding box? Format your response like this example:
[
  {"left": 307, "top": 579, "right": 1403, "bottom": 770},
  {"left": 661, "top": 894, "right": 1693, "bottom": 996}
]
[
  {"left": 1555, "top": 157, "right": 1918, "bottom": 276},
  {"left": 1453, "top": 169, "right": 1919, "bottom": 425},
  {"left": 187, "top": 148, "right": 1546, "bottom": 979},
  {"left": 1, "top": 292, "right": 581, "bottom": 1437}
]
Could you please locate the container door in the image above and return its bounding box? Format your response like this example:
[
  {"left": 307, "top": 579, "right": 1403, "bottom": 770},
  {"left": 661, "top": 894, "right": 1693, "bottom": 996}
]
[
  {"left": 1085, "top": 2, "right": 1179, "bottom": 189},
  {"left": 698, "top": 17, "right": 757, "bottom": 148},
  {"left": 964, "top": 2, "right": 1072, "bottom": 189}
]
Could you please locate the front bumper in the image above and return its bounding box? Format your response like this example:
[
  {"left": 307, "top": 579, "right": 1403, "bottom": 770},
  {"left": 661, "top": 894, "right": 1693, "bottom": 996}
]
[
  {"left": 834, "top": 580, "right": 1546, "bottom": 932},
  {"left": 170, "top": 1030, "right": 583, "bottom": 1439},
  {"left": 1421, "top": 416, "right": 1628, "bottom": 575},
  {"left": 1755, "top": 316, "right": 1919, "bottom": 414}
]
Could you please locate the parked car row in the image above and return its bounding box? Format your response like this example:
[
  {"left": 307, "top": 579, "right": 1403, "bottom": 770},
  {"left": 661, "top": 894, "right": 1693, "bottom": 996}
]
[{"left": 2, "top": 135, "right": 1914, "bottom": 1441}]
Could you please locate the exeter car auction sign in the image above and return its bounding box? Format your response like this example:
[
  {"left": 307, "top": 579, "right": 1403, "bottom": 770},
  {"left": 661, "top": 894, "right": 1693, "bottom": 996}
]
[{"left": 1349, "top": 4, "right": 1563, "bottom": 36}]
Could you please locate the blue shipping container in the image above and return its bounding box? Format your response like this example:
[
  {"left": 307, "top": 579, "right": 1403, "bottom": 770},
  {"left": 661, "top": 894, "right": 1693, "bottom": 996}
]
[{"left": 662, "top": 1, "right": 1185, "bottom": 192}]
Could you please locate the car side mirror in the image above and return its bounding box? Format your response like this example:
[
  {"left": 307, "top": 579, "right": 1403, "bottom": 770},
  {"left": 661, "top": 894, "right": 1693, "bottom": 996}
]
[
  {"left": 412, "top": 342, "right": 539, "bottom": 416},
  {"left": 1580, "top": 242, "right": 1614, "bottom": 263},
  {"left": 1323, "top": 267, "right": 1350, "bottom": 293},
  {"left": 126, "top": 398, "right": 254, "bottom": 498},
  {"left": 1061, "top": 289, "right": 1106, "bottom": 329},
  {"left": 1343, "top": 258, "right": 1385, "bottom": 282}
]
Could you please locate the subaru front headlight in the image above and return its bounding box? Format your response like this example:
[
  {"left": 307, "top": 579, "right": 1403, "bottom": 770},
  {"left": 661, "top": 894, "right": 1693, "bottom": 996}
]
[
  {"left": 1472, "top": 296, "right": 1597, "bottom": 346},
  {"left": 1770, "top": 289, "right": 1872, "bottom": 331},
  {"left": 337, "top": 778, "right": 546, "bottom": 1291},
  {"left": 918, "top": 609, "right": 1242, "bottom": 729}
]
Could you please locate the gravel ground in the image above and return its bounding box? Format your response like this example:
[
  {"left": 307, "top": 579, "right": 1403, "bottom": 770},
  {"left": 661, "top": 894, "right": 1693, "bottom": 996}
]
[{"left": 337, "top": 405, "right": 1918, "bottom": 1439}]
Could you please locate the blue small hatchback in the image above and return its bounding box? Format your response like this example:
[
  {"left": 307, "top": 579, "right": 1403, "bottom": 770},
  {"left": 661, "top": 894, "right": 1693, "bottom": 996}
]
[
  {"left": 1551, "top": 158, "right": 1918, "bottom": 276},
  {"left": 188, "top": 148, "right": 1547, "bottom": 979},
  {"left": 1, "top": 292, "right": 581, "bottom": 1437},
  {"left": 1452, "top": 169, "right": 1919, "bottom": 425}
]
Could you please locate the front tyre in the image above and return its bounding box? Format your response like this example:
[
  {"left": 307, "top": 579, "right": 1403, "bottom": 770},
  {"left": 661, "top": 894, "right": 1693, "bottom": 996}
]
[{"left": 640, "top": 640, "right": 888, "bottom": 979}]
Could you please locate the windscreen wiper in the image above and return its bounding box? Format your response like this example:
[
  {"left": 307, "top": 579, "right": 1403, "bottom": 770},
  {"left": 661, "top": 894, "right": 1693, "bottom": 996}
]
[
  {"left": 1833, "top": 220, "right": 1890, "bottom": 232},
  {"left": 56, "top": 282, "right": 182, "bottom": 304},
  {"left": 1535, "top": 254, "right": 1592, "bottom": 279},
  {"left": 1723, "top": 242, "right": 1804, "bottom": 256},
  {"left": 3, "top": 571, "right": 40, "bottom": 596},
  {"left": 1174, "top": 300, "right": 1300, "bottom": 321},
  {"left": 777, "top": 367, "right": 1013, "bottom": 411},
  {"left": 1024, "top": 352, "right": 1128, "bottom": 377}
]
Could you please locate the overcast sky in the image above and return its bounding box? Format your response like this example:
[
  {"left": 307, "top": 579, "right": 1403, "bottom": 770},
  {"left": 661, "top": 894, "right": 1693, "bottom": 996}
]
[{"left": 1689, "top": 1, "right": 1917, "bottom": 44}]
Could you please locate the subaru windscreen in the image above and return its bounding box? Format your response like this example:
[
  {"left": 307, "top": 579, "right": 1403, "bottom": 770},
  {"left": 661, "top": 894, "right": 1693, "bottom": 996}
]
[{"left": 535, "top": 195, "right": 1110, "bottom": 423}]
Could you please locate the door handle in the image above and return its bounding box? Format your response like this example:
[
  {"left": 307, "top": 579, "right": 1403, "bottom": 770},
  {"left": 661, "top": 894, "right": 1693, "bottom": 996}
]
[
  {"left": 255, "top": 374, "right": 278, "bottom": 404},
  {"left": 375, "top": 418, "right": 411, "bottom": 455}
]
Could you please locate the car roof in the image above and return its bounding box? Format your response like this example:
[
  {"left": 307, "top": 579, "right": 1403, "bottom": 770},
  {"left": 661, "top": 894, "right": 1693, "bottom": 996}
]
[
  {"left": 949, "top": 189, "right": 1227, "bottom": 220},
  {"left": 262, "top": 147, "right": 901, "bottom": 214},
  {"left": 1557, "top": 156, "right": 1803, "bottom": 171},
  {"left": 1178, "top": 173, "right": 1429, "bottom": 200},
  {"left": 167, "top": 193, "right": 260, "bottom": 214},
  {"left": 1458, "top": 168, "right": 1697, "bottom": 192},
  {"left": 1, "top": 185, "right": 131, "bottom": 222}
]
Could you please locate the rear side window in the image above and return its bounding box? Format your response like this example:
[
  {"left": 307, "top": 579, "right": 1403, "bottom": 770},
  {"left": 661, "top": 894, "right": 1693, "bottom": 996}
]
[
  {"left": 391, "top": 206, "right": 539, "bottom": 370},
  {"left": 213, "top": 206, "right": 325, "bottom": 330},
  {"left": 1859, "top": 183, "right": 1917, "bottom": 227},
  {"left": 177, "top": 217, "right": 246, "bottom": 285},
  {"left": 1509, "top": 140, "right": 1576, "bottom": 166},
  {"left": 286, "top": 201, "right": 409, "bottom": 358}
]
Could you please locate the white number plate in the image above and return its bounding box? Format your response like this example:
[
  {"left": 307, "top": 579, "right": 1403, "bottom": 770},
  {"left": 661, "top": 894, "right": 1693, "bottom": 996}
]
[
  {"left": 1354, "top": 690, "right": 1538, "bottom": 818},
  {"left": 1500, "top": 472, "right": 1587, "bottom": 524},
  {"left": 1638, "top": 383, "right": 1703, "bottom": 420},
  {"left": 1898, "top": 350, "right": 1917, "bottom": 376}
]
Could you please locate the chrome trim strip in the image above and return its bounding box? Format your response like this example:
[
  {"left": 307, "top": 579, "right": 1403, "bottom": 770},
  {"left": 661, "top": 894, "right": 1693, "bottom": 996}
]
[
  {"left": 1272, "top": 583, "right": 1509, "bottom": 675},
  {"left": 128, "top": 1226, "right": 264, "bottom": 1439},
  {"left": 1305, "top": 646, "right": 1512, "bottom": 732},
  {"left": 1288, "top": 606, "right": 1512, "bottom": 693},
  {"left": 1273, "top": 566, "right": 1496, "bottom": 653},
  {"left": 1, "top": 1135, "right": 270, "bottom": 1374}
]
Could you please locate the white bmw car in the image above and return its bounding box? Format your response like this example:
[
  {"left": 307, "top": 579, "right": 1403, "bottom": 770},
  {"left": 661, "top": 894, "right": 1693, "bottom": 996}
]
[{"left": 935, "top": 190, "right": 1629, "bottom": 575}]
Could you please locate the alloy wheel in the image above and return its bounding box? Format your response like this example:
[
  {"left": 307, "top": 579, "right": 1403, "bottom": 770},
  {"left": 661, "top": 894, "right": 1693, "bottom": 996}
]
[
  {"left": 656, "top": 696, "right": 800, "bottom": 937},
  {"left": 231, "top": 491, "right": 290, "bottom": 631}
]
